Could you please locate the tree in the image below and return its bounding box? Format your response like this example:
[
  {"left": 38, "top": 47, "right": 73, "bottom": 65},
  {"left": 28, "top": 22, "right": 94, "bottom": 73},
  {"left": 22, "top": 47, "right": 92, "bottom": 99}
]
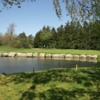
[
  {"left": 17, "top": 32, "right": 30, "bottom": 48},
  {"left": 9, "top": 32, "right": 34, "bottom": 48},
  {"left": 1, "top": 23, "right": 16, "bottom": 45},
  {"left": 34, "top": 26, "right": 52, "bottom": 48},
  {"left": 6, "top": 23, "right": 16, "bottom": 41},
  {"left": 1, "top": 0, "right": 100, "bottom": 21},
  {"left": 34, "top": 30, "right": 43, "bottom": 48},
  {"left": 0, "top": 33, "right": 3, "bottom": 45},
  {"left": 49, "top": 27, "right": 57, "bottom": 48},
  {"left": 40, "top": 26, "right": 52, "bottom": 48},
  {"left": 55, "top": 25, "right": 65, "bottom": 48},
  {"left": 27, "top": 34, "right": 34, "bottom": 48},
  {"left": 53, "top": 0, "right": 100, "bottom": 21},
  {"left": 10, "top": 38, "right": 22, "bottom": 48}
]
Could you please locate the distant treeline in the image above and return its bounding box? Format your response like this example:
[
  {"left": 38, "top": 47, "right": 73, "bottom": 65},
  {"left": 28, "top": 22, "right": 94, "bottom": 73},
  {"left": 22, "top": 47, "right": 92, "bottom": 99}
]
[
  {"left": 34, "top": 21, "right": 100, "bottom": 50},
  {"left": 0, "top": 32, "right": 34, "bottom": 48},
  {"left": 0, "top": 21, "right": 100, "bottom": 50}
]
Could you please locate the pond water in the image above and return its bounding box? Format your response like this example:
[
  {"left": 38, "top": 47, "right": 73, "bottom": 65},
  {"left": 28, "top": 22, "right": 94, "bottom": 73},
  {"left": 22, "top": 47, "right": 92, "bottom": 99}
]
[{"left": 0, "top": 57, "right": 99, "bottom": 74}]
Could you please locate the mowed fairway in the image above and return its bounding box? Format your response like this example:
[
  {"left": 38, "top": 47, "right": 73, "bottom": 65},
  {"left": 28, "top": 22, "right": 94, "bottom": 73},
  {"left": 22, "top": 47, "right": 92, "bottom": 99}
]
[{"left": 0, "top": 46, "right": 100, "bottom": 55}]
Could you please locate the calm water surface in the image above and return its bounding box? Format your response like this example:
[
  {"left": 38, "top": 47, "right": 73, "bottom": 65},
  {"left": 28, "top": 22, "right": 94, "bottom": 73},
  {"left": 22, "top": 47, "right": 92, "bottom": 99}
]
[{"left": 0, "top": 57, "right": 99, "bottom": 74}]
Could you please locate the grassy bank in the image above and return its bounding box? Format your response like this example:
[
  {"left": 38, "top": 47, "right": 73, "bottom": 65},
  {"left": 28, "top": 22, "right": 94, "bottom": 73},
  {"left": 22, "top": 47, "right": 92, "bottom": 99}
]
[
  {"left": 0, "top": 45, "right": 100, "bottom": 55},
  {"left": 0, "top": 67, "right": 100, "bottom": 100},
  {"left": 0, "top": 45, "right": 100, "bottom": 61}
]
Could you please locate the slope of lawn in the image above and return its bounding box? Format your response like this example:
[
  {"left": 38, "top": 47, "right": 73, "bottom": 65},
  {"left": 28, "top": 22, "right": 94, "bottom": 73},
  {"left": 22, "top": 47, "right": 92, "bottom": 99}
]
[
  {"left": 0, "top": 67, "right": 100, "bottom": 100},
  {"left": 0, "top": 45, "right": 100, "bottom": 55},
  {"left": 0, "top": 45, "right": 100, "bottom": 61}
]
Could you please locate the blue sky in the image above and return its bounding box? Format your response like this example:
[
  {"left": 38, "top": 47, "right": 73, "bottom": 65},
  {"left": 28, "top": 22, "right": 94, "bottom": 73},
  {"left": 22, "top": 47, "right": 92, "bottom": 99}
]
[{"left": 0, "top": 0, "right": 71, "bottom": 36}]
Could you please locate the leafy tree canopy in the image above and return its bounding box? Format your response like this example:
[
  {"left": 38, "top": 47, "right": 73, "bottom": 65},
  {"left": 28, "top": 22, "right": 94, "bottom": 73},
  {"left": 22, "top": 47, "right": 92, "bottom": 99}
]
[
  {"left": 53, "top": 0, "right": 100, "bottom": 21},
  {"left": 0, "top": 0, "right": 100, "bottom": 21}
]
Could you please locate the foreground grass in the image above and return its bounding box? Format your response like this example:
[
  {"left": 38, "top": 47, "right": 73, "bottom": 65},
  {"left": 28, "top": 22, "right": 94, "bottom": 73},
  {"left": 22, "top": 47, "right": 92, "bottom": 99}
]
[{"left": 0, "top": 67, "right": 100, "bottom": 100}]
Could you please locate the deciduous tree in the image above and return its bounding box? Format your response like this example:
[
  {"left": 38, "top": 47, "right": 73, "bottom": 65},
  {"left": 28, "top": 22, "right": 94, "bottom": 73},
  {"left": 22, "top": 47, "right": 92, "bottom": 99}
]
[{"left": 1, "top": 0, "right": 100, "bottom": 21}]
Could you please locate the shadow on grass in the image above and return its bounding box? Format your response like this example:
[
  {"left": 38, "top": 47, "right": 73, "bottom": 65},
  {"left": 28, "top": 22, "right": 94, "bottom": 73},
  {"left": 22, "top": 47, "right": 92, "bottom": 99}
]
[
  {"left": 18, "top": 68, "right": 100, "bottom": 100},
  {"left": 5, "top": 67, "right": 99, "bottom": 87},
  {"left": 9, "top": 68, "right": 100, "bottom": 88},
  {"left": 20, "top": 85, "right": 100, "bottom": 100},
  {"left": 9, "top": 72, "right": 34, "bottom": 84},
  {"left": 10, "top": 69, "right": 69, "bottom": 84},
  {"left": 20, "top": 83, "right": 36, "bottom": 100}
]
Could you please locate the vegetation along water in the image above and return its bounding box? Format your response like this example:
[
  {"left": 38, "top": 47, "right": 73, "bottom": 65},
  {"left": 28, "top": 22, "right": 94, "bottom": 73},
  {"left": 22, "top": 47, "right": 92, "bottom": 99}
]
[{"left": 0, "top": 1, "right": 100, "bottom": 99}]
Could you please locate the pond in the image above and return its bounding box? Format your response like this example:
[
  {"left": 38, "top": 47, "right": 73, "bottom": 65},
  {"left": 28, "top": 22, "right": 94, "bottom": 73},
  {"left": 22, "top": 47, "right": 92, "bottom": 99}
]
[{"left": 0, "top": 57, "right": 99, "bottom": 74}]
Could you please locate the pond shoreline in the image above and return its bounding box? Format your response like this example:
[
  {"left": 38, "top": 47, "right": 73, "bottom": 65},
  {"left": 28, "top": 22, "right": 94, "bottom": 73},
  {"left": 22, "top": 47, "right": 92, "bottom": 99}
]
[{"left": 0, "top": 52, "right": 97, "bottom": 62}]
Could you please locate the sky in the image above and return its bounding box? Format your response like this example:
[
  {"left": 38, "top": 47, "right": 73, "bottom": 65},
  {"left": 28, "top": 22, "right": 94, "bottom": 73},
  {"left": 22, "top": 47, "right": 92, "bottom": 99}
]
[{"left": 0, "top": 0, "right": 71, "bottom": 36}]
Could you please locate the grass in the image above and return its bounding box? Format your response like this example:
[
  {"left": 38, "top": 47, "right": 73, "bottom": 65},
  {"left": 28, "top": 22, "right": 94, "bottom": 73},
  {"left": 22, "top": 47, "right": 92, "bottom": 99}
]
[
  {"left": 0, "top": 45, "right": 100, "bottom": 60},
  {"left": 0, "top": 67, "right": 100, "bottom": 100},
  {"left": 0, "top": 45, "right": 100, "bottom": 99},
  {"left": 0, "top": 45, "right": 100, "bottom": 55}
]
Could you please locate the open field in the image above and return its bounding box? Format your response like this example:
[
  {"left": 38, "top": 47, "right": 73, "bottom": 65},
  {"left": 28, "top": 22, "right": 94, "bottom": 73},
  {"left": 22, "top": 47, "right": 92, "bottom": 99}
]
[
  {"left": 0, "top": 67, "right": 100, "bottom": 100},
  {"left": 0, "top": 45, "right": 100, "bottom": 60},
  {"left": 0, "top": 46, "right": 100, "bottom": 55}
]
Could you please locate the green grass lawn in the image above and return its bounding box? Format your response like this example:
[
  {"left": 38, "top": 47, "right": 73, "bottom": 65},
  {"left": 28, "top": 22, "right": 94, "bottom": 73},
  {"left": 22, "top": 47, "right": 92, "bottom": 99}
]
[
  {"left": 0, "top": 45, "right": 100, "bottom": 55},
  {"left": 0, "top": 45, "right": 100, "bottom": 60},
  {"left": 0, "top": 46, "right": 100, "bottom": 99},
  {"left": 0, "top": 67, "right": 100, "bottom": 100}
]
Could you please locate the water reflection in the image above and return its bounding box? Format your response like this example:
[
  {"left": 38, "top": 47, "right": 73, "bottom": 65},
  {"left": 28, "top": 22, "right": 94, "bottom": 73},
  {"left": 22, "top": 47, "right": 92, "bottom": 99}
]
[{"left": 0, "top": 57, "right": 99, "bottom": 74}]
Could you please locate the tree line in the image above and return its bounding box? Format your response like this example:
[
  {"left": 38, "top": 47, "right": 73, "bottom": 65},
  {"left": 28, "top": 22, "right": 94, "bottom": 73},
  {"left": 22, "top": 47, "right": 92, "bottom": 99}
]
[
  {"left": 34, "top": 20, "right": 100, "bottom": 50},
  {"left": 0, "top": 20, "right": 100, "bottom": 50},
  {"left": 0, "top": 23, "right": 34, "bottom": 48},
  {"left": 0, "top": 32, "right": 34, "bottom": 48}
]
